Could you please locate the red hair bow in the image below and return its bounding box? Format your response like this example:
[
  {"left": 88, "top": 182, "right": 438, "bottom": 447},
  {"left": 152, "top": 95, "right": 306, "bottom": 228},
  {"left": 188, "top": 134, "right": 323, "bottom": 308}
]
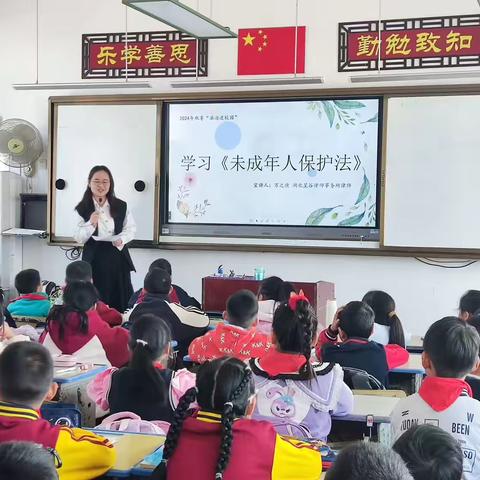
[{"left": 288, "top": 291, "right": 309, "bottom": 311}]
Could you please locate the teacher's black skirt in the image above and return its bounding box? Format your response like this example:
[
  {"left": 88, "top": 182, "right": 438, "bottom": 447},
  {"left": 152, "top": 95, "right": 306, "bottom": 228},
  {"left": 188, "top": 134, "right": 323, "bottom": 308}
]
[{"left": 88, "top": 241, "right": 133, "bottom": 312}]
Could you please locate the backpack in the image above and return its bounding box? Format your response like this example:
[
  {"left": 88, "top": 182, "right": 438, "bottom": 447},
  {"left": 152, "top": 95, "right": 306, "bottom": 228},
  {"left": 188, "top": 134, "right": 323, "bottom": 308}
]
[
  {"left": 41, "top": 402, "right": 82, "bottom": 428},
  {"left": 253, "top": 362, "right": 343, "bottom": 440},
  {"left": 95, "top": 411, "right": 170, "bottom": 435}
]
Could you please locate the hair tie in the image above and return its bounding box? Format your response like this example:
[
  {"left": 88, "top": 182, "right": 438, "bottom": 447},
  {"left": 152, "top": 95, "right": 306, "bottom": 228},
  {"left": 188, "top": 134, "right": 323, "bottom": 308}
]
[
  {"left": 136, "top": 339, "right": 148, "bottom": 346},
  {"left": 215, "top": 474, "right": 223, "bottom": 480},
  {"left": 288, "top": 292, "right": 309, "bottom": 311},
  {"left": 388, "top": 311, "right": 397, "bottom": 318},
  {"left": 224, "top": 401, "right": 233, "bottom": 408}
]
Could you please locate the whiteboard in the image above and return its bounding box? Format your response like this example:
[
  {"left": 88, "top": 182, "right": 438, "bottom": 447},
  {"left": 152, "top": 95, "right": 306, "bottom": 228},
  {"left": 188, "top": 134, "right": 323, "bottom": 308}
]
[
  {"left": 52, "top": 104, "right": 158, "bottom": 242},
  {"left": 384, "top": 95, "right": 480, "bottom": 250}
]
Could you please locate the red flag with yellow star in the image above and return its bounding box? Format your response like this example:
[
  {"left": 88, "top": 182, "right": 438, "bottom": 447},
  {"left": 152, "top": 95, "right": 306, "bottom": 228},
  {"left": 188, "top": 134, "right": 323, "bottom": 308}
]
[{"left": 237, "top": 26, "right": 306, "bottom": 75}]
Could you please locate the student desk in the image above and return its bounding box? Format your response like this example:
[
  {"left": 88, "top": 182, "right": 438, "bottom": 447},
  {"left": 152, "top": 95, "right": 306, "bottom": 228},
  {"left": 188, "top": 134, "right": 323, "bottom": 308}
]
[
  {"left": 54, "top": 364, "right": 108, "bottom": 427},
  {"left": 95, "top": 431, "right": 165, "bottom": 478},
  {"left": 406, "top": 335, "right": 423, "bottom": 353},
  {"left": 390, "top": 353, "right": 425, "bottom": 393},
  {"left": 332, "top": 394, "right": 401, "bottom": 445}
]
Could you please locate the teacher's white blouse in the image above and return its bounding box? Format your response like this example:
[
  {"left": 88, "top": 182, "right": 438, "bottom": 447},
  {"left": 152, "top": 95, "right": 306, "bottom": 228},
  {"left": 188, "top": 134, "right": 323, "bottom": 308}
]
[{"left": 74, "top": 199, "right": 136, "bottom": 250}]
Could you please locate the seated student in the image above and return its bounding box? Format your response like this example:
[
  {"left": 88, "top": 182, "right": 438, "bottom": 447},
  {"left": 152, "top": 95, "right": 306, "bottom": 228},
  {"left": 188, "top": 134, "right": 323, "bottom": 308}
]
[
  {"left": 391, "top": 317, "right": 480, "bottom": 480},
  {"left": 459, "top": 289, "right": 480, "bottom": 322},
  {"left": 325, "top": 442, "right": 413, "bottom": 480},
  {"left": 362, "top": 290, "right": 410, "bottom": 347},
  {"left": 188, "top": 290, "right": 271, "bottom": 363},
  {"left": 393, "top": 424, "right": 463, "bottom": 480},
  {"left": 7, "top": 269, "right": 51, "bottom": 318},
  {"left": 1, "top": 296, "right": 39, "bottom": 343},
  {"left": 250, "top": 292, "right": 353, "bottom": 441},
  {"left": 128, "top": 258, "right": 200, "bottom": 309},
  {"left": 128, "top": 268, "right": 209, "bottom": 361},
  {"left": 466, "top": 310, "right": 480, "bottom": 399},
  {"left": 0, "top": 442, "right": 59, "bottom": 480},
  {"left": 0, "top": 342, "right": 115, "bottom": 480},
  {"left": 155, "top": 357, "right": 322, "bottom": 480},
  {"left": 316, "top": 301, "right": 409, "bottom": 386},
  {"left": 59, "top": 260, "right": 122, "bottom": 326},
  {"left": 40, "top": 281, "right": 130, "bottom": 367},
  {"left": 88, "top": 313, "right": 195, "bottom": 421},
  {"left": 0, "top": 288, "right": 16, "bottom": 328},
  {"left": 257, "top": 276, "right": 295, "bottom": 334}
]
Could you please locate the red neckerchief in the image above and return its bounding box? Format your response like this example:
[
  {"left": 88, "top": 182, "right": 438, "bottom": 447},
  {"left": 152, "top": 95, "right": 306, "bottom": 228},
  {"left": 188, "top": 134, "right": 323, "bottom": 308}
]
[
  {"left": 419, "top": 376, "right": 472, "bottom": 412},
  {"left": 258, "top": 349, "right": 307, "bottom": 376},
  {"left": 137, "top": 288, "right": 179, "bottom": 304},
  {"left": 10, "top": 293, "right": 47, "bottom": 303},
  {"left": 169, "top": 287, "right": 180, "bottom": 304}
]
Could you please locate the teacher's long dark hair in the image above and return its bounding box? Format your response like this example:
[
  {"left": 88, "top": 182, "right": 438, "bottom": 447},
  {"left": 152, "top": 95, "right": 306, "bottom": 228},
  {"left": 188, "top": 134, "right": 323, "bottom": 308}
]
[{"left": 75, "top": 165, "right": 120, "bottom": 218}]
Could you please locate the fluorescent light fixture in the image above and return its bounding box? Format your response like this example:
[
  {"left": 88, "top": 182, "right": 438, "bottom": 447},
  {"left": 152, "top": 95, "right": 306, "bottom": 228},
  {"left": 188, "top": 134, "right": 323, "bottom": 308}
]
[
  {"left": 12, "top": 81, "right": 151, "bottom": 90},
  {"left": 171, "top": 77, "right": 325, "bottom": 88},
  {"left": 350, "top": 70, "right": 480, "bottom": 83},
  {"left": 123, "top": 0, "right": 236, "bottom": 39}
]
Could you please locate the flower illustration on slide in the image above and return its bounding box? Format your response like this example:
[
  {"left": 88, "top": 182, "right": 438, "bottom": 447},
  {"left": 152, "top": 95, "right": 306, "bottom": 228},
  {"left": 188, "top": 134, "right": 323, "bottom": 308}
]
[
  {"left": 176, "top": 179, "right": 211, "bottom": 220},
  {"left": 184, "top": 173, "right": 196, "bottom": 187}
]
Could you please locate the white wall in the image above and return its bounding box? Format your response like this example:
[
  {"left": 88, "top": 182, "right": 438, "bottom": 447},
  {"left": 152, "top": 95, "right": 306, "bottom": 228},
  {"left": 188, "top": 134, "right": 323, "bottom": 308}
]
[{"left": 2, "top": 0, "right": 480, "bottom": 336}]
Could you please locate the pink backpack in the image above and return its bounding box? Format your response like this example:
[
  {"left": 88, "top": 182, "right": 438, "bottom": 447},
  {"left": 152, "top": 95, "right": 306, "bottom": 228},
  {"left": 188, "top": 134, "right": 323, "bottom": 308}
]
[{"left": 95, "top": 411, "right": 170, "bottom": 435}]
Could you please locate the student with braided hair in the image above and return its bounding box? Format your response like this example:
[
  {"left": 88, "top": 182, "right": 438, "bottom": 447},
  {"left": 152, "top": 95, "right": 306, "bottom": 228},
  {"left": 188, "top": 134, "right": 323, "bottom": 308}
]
[
  {"left": 154, "top": 357, "right": 321, "bottom": 480},
  {"left": 250, "top": 292, "right": 353, "bottom": 441}
]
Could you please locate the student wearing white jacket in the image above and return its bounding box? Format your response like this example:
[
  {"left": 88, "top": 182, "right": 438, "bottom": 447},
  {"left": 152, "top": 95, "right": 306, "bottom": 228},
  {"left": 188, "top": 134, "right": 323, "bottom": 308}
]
[{"left": 391, "top": 317, "right": 480, "bottom": 480}]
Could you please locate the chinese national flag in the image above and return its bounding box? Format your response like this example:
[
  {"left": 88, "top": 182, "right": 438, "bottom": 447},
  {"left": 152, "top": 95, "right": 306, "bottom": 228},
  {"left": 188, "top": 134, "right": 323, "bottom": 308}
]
[{"left": 237, "top": 26, "right": 306, "bottom": 75}]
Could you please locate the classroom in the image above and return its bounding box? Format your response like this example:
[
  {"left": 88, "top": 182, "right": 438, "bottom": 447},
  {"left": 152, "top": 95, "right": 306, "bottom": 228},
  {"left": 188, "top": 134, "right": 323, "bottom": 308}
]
[{"left": 1, "top": 0, "right": 480, "bottom": 479}]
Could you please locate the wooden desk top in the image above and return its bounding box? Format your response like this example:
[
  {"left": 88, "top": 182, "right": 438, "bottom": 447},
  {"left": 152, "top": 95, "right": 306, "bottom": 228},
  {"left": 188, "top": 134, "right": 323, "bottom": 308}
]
[
  {"left": 53, "top": 364, "right": 108, "bottom": 384},
  {"left": 333, "top": 394, "right": 401, "bottom": 423},
  {"left": 392, "top": 353, "right": 425, "bottom": 374},
  {"left": 99, "top": 431, "right": 165, "bottom": 475}
]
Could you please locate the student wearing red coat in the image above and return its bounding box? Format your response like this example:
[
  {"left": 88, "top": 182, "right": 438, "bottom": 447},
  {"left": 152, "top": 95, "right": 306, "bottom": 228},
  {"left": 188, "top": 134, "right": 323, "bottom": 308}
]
[{"left": 41, "top": 281, "right": 129, "bottom": 367}]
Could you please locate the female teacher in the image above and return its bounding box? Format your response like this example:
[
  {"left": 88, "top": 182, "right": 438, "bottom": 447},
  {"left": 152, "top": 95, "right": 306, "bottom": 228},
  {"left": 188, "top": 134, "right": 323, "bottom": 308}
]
[{"left": 74, "top": 165, "right": 136, "bottom": 312}]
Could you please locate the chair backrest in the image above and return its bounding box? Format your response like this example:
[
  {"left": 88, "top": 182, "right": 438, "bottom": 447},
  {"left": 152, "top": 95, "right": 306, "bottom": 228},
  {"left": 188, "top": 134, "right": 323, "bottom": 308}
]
[{"left": 342, "top": 366, "right": 385, "bottom": 390}]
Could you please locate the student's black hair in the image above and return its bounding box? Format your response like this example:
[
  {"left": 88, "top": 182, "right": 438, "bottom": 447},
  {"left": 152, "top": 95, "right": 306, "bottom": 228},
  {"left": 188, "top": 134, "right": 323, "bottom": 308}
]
[
  {"left": 0, "top": 342, "right": 53, "bottom": 405},
  {"left": 14, "top": 269, "right": 41, "bottom": 295},
  {"left": 325, "top": 442, "right": 413, "bottom": 480},
  {"left": 469, "top": 308, "right": 480, "bottom": 335},
  {"left": 459, "top": 290, "right": 480, "bottom": 316},
  {"left": 46, "top": 281, "right": 98, "bottom": 340},
  {"left": 423, "top": 316, "right": 480, "bottom": 378},
  {"left": 0, "top": 442, "right": 59, "bottom": 480},
  {"left": 75, "top": 165, "right": 120, "bottom": 218},
  {"left": 226, "top": 290, "right": 258, "bottom": 328},
  {"left": 272, "top": 296, "right": 317, "bottom": 375},
  {"left": 128, "top": 314, "right": 172, "bottom": 405},
  {"left": 156, "top": 357, "right": 254, "bottom": 480},
  {"left": 362, "top": 290, "right": 406, "bottom": 347},
  {"left": 393, "top": 424, "right": 463, "bottom": 480},
  {"left": 149, "top": 258, "right": 172, "bottom": 276},
  {"left": 338, "top": 301, "right": 375, "bottom": 339},
  {"left": 258, "top": 276, "right": 295, "bottom": 302},
  {"left": 144, "top": 268, "right": 172, "bottom": 295},
  {"left": 65, "top": 260, "right": 92, "bottom": 284}
]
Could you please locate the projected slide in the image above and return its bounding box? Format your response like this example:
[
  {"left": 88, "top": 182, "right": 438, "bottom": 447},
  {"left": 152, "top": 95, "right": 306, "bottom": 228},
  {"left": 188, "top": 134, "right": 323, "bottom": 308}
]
[{"left": 166, "top": 98, "right": 380, "bottom": 228}]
